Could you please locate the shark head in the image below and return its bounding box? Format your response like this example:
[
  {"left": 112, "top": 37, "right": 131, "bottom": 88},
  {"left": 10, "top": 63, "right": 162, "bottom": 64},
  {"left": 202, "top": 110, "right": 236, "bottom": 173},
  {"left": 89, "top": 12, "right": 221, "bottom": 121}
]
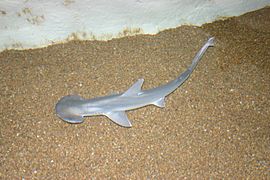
[{"left": 55, "top": 95, "right": 85, "bottom": 123}]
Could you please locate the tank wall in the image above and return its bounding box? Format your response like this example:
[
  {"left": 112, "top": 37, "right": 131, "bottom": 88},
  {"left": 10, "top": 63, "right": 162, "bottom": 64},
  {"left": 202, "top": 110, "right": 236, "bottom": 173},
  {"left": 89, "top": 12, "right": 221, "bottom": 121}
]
[{"left": 0, "top": 0, "right": 269, "bottom": 51}]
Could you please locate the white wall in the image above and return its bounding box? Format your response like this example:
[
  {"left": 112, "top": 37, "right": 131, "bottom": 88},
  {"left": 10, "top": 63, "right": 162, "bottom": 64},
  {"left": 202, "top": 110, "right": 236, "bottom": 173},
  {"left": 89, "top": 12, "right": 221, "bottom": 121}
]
[{"left": 0, "top": 0, "right": 269, "bottom": 51}]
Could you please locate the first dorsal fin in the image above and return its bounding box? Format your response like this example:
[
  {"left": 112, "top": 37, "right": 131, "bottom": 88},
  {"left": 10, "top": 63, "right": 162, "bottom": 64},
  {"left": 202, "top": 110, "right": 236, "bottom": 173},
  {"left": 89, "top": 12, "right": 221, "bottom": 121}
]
[{"left": 122, "top": 79, "right": 144, "bottom": 96}]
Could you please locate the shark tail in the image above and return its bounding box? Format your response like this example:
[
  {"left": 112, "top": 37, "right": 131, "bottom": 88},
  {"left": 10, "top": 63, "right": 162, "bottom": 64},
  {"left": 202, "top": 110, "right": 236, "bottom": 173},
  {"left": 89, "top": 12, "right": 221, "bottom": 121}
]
[
  {"left": 171, "top": 37, "right": 214, "bottom": 88},
  {"left": 189, "top": 37, "right": 215, "bottom": 72}
]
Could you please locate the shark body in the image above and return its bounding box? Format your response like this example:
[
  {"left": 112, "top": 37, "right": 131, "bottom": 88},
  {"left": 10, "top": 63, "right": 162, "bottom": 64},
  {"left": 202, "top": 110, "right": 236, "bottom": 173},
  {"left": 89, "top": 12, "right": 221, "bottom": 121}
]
[{"left": 55, "top": 37, "right": 214, "bottom": 127}]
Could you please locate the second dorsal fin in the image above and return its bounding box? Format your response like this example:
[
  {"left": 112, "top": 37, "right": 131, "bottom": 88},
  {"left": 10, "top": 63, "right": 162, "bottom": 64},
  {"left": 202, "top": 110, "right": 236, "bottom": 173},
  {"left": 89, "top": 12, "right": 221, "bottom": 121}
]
[{"left": 122, "top": 79, "right": 144, "bottom": 96}]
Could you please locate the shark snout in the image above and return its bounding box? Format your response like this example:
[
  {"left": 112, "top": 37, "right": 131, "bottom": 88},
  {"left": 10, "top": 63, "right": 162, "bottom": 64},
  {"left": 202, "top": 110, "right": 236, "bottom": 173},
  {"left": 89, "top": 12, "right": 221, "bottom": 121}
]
[{"left": 55, "top": 95, "right": 85, "bottom": 123}]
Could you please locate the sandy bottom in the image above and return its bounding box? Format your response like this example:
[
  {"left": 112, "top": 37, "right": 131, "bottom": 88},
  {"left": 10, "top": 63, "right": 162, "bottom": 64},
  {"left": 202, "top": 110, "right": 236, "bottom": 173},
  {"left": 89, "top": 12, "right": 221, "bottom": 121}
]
[{"left": 0, "top": 7, "right": 269, "bottom": 179}]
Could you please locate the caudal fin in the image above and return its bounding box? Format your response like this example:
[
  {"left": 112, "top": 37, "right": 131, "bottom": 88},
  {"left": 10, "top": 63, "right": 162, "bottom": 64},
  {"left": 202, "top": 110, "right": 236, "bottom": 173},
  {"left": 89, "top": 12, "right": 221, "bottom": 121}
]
[
  {"left": 189, "top": 37, "right": 215, "bottom": 71},
  {"left": 172, "top": 37, "right": 215, "bottom": 89},
  {"left": 206, "top": 37, "right": 215, "bottom": 46}
]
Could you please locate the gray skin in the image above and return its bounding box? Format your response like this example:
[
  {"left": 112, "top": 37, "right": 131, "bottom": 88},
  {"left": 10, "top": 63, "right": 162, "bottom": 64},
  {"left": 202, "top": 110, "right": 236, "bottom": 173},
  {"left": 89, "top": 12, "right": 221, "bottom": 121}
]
[{"left": 55, "top": 37, "right": 214, "bottom": 127}]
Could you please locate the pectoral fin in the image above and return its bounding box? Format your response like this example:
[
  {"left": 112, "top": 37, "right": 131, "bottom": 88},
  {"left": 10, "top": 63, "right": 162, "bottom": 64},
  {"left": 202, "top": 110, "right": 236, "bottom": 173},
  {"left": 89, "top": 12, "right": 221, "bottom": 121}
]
[{"left": 105, "top": 111, "right": 132, "bottom": 127}]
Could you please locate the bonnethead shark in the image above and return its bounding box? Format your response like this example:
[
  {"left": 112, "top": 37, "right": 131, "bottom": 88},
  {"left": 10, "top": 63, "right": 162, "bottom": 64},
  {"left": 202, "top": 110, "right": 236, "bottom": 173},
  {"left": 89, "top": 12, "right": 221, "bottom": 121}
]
[{"left": 55, "top": 37, "right": 214, "bottom": 127}]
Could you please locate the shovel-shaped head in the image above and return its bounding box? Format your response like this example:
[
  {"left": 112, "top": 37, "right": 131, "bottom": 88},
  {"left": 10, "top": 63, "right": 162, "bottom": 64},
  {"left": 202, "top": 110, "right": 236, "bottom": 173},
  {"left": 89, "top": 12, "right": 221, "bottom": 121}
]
[{"left": 55, "top": 95, "right": 85, "bottom": 123}]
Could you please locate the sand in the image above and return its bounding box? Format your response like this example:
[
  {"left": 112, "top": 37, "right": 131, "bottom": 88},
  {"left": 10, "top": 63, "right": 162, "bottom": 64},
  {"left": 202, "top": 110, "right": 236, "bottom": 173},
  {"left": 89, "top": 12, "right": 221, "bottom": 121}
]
[{"left": 0, "top": 7, "right": 269, "bottom": 179}]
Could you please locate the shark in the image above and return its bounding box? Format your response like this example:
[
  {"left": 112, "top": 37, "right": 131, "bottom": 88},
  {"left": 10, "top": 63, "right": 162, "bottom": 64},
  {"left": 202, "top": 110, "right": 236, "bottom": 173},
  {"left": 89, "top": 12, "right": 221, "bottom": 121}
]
[{"left": 55, "top": 37, "right": 214, "bottom": 127}]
